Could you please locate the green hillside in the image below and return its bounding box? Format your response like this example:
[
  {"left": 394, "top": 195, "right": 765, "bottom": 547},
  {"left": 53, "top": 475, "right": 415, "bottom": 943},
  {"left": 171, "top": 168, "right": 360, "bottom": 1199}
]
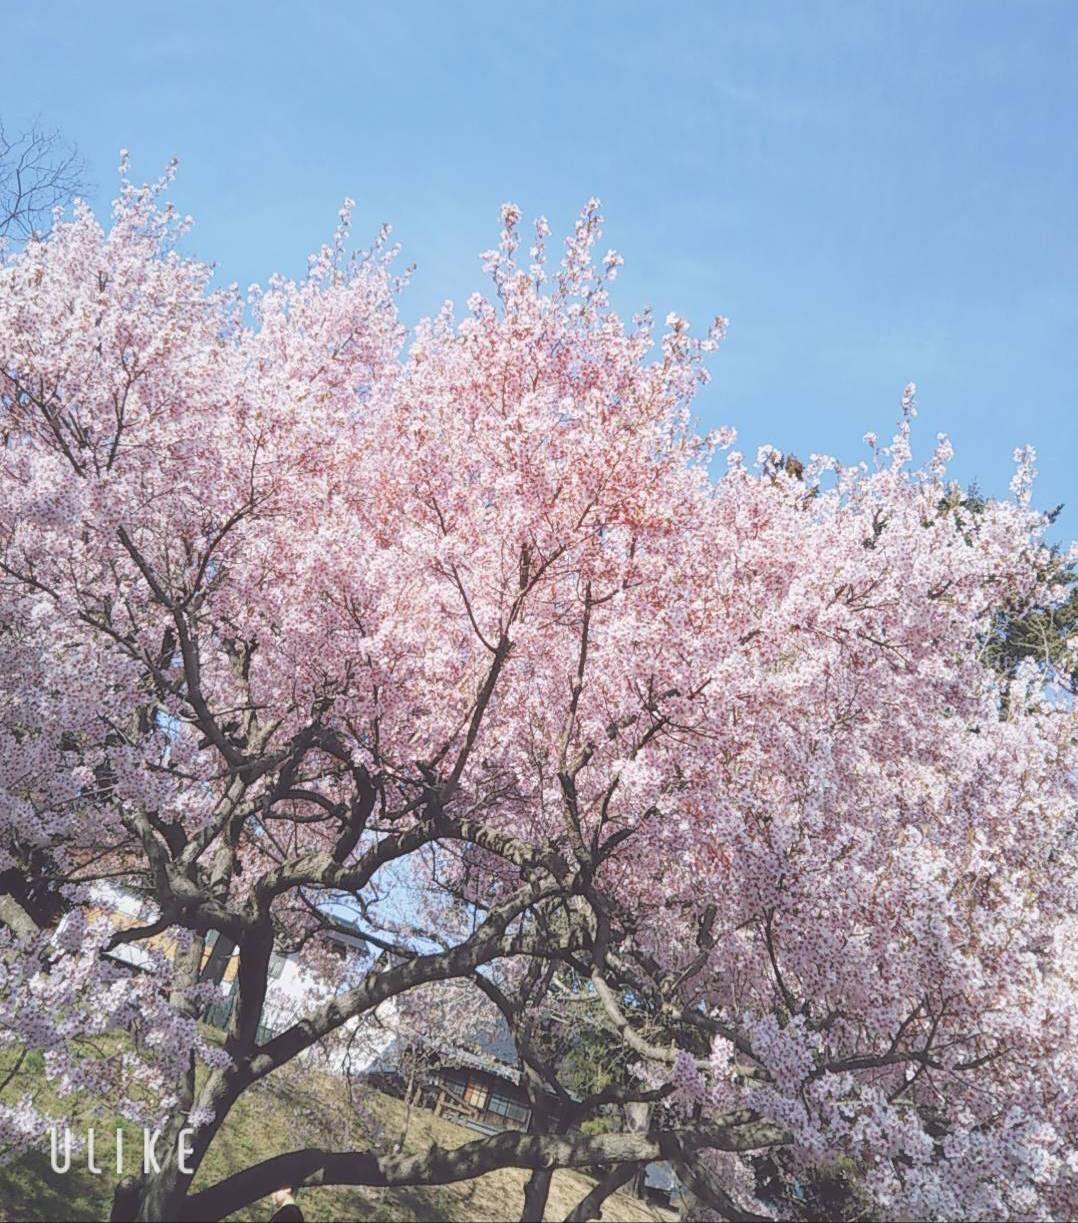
[{"left": 0, "top": 1052, "right": 674, "bottom": 1222}]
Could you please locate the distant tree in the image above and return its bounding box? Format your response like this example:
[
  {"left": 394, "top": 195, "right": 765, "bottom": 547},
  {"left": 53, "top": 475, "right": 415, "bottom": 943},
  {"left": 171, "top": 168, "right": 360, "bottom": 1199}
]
[
  {"left": 939, "top": 481, "right": 1078, "bottom": 698},
  {"left": 984, "top": 543, "right": 1078, "bottom": 696},
  {"left": 0, "top": 119, "right": 83, "bottom": 240}
]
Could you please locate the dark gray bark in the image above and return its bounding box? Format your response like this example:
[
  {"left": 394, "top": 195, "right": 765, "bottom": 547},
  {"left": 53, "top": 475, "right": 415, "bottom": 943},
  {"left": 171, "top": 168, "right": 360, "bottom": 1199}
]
[
  {"left": 562, "top": 1163, "right": 637, "bottom": 1222},
  {"left": 181, "top": 1121, "right": 784, "bottom": 1222}
]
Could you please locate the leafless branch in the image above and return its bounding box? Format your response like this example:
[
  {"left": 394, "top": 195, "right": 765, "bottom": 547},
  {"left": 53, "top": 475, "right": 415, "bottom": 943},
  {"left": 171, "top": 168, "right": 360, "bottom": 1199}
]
[{"left": 0, "top": 119, "right": 85, "bottom": 240}]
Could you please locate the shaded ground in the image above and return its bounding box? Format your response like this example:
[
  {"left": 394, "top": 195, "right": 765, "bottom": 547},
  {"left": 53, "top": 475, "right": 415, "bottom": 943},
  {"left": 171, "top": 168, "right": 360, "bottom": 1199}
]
[{"left": 0, "top": 1051, "right": 675, "bottom": 1222}]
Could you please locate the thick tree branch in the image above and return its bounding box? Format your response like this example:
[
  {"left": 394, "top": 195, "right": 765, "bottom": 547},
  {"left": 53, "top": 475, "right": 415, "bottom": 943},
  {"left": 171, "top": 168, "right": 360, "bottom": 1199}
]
[{"left": 182, "top": 1121, "right": 785, "bottom": 1222}]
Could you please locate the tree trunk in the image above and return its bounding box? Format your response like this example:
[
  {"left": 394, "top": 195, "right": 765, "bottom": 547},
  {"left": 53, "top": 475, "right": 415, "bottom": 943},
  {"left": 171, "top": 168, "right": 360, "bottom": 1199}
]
[
  {"left": 521, "top": 1165, "right": 555, "bottom": 1223},
  {"left": 672, "top": 1155, "right": 771, "bottom": 1223},
  {"left": 132, "top": 1129, "right": 193, "bottom": 1223},
  {"left": 397, "top": 1049, "right": 418, "bottom": 1151},
  {"left": 108, "top": 1113, "right": 200, "bottom": 1222},
  {"left": 114, "top": 917, "right": 279, "bottom": 1217},
  {"left": 519, "top": 1058, "right": 558, "bottom": 1223},
  {"left": 111, "top": 933, "right": 215, "bottom": 1220},
  {"left": 564, "top": 1163, "right": 637, "bottom": 1222},
  {"left": 110, "top": 1064, "right": 237, "bottom": 1221},
  {"left": 198, "top": 934, "right": 236, "bottom": 990},
  {"left": 623, "top": 1100, "right": 650, "bottom": 1200}
]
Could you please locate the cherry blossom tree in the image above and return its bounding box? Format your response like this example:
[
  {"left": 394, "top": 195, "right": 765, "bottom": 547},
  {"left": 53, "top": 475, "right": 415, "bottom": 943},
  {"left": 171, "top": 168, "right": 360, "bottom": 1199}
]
[{"left": 0, "top": 161, "right": 1075, "bottom": 1222}]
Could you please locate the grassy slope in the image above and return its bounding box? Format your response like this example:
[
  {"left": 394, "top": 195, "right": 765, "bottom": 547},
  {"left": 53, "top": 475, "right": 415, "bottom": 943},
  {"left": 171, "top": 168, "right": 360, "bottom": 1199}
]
[{"left": 0, "top": 1053, "right": 673, "bottom": 1222}]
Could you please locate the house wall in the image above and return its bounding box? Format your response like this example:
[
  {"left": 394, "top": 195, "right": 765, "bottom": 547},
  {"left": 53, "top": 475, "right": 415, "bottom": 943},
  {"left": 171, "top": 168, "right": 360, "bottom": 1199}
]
[
  {"left": 255, "top": 952, "right": 402, "bottom": 1076},
  {"left": 436, "top": 1066, "right": 534, "bottom": 1132},
  {"left": 77, "top": 882, "right": 239, "bottom": 983},
  {"left": 72, "top": 883, "right": 400, "bottom": 1076}
]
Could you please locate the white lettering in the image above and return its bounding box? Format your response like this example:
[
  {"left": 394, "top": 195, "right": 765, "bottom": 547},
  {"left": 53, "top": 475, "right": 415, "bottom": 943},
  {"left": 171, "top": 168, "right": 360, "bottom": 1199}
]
[
  {"left": 49, "top": 1126, "right": 71, "bottom": 1175},
  {"left": 143, "top": 1127, "right": 162, "bottom": 1175},
  {"left": 86, "top": 1126, "right": 102, "bottom": 1175},
  {"left": 177, "top": 1127, "right": 195, "bottom": 1175}
]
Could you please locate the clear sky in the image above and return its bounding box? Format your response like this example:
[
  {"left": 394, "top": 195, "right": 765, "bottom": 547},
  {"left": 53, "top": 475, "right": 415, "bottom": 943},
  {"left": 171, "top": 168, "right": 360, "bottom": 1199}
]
[{"left": 6, "top": 1, "right": 1077, "bottom": 525}]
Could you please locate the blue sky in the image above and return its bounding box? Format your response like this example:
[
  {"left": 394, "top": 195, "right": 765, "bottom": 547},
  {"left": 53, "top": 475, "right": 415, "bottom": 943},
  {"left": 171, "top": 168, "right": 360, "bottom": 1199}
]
[{"left": 6, "top": 1, "right": 1077, "bottom": 525}]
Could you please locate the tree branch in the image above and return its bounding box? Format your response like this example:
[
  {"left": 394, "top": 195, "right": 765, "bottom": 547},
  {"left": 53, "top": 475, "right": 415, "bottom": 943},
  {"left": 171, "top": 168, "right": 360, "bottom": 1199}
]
[{"left": 182, "top": 1121, "right": 785, "bottom": 1222}]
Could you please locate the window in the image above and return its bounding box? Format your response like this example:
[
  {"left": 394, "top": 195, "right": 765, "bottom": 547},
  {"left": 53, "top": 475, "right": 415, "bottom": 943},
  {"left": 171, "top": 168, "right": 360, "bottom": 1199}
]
[
  {"left": 442, "top": 1072, "right": 467, "bottom": 1098},
  {"left": 267, "top": 952, "right": 287, "bottom": 980},
  {"left": 462, "top": 1079, "right": 488, "bottom": 1110},
  {"left": 487, "top": 1092, "right": 530, "bottom": 1125}
]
